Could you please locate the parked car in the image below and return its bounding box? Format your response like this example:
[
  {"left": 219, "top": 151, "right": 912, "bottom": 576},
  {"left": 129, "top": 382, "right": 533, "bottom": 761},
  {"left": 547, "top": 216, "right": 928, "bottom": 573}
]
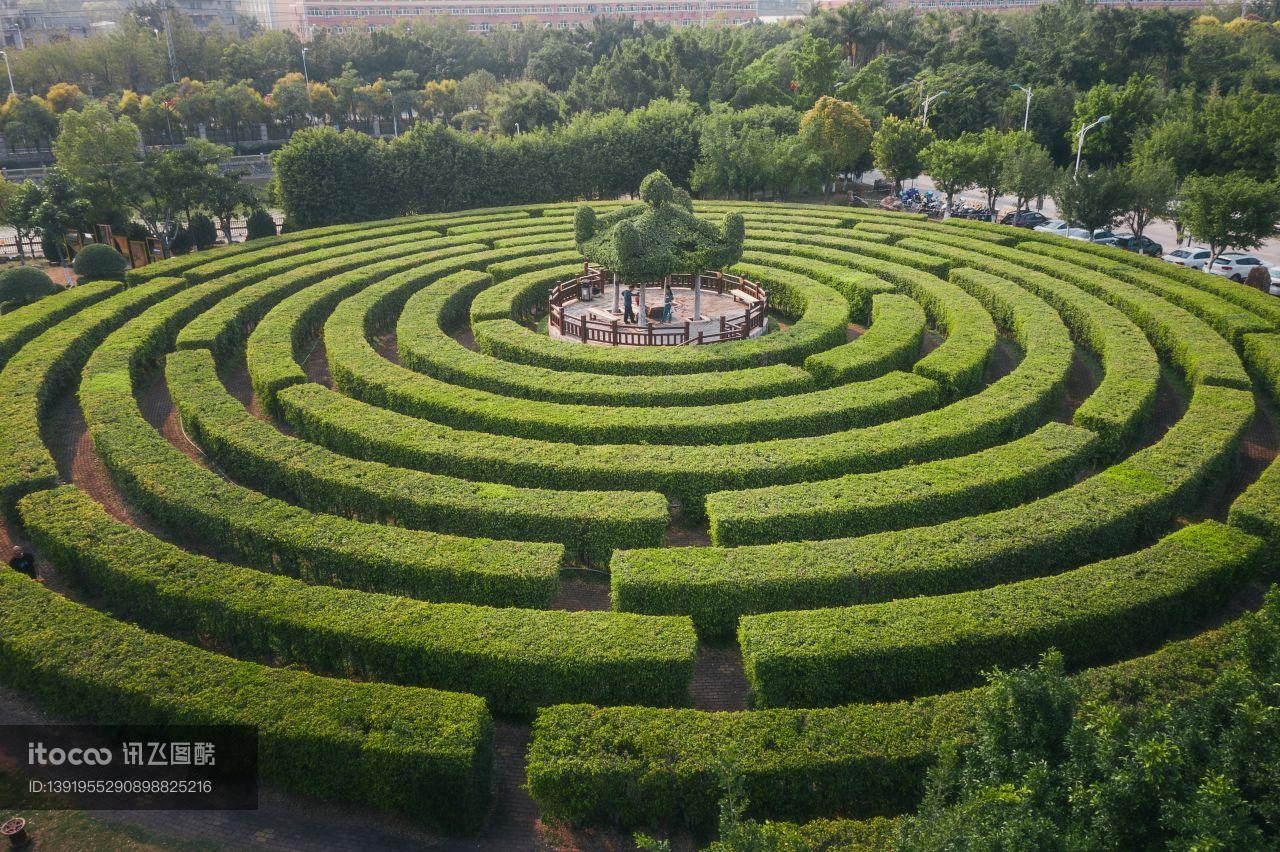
[
  {"left": 999, "top": 210, "right": 1049, "bottom": 228},
  {"left": 1034, "top": 219, "right": 1092, "bottom": 240},
  {"left": 1162, "top": 247, "right": 1213, "bottom": 270},
  {"left": 1205, "top": 252, "right": 1267, "bottom": 282},
  {"left": 1101, "top": 234, "right": 1164, "bottom": 256},
  {"left": 1268, "top": 265, "right": 1280, "bottom": 297},
  {"left": 1071, "top": 228, "right": 1116, "bottom": 242}
]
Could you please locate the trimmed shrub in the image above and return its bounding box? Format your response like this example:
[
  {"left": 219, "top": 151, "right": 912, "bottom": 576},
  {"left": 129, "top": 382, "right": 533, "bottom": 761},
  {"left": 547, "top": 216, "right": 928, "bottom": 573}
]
[
  {"left": 245, "top": 208, "right": 277, "bottom": 240},
  {"left": 21, "top": 486, "right": 697, "bottom": 715},
  {"left": 0, "top": 280, "right": 122, "bottom": 372},
  {"left": 170, "top": 347, "right": 668, "bottom": 563},
  {"left": 0, "top": 564, "right": 493, "bottom": 831},
  {"left": 72, "top": 244, "right": 129, "bottom": 280},
  {"left": 738, "top": 522, "right": 1265, "bottom": 707},
  {"left": 0, "top": 277, "right": 188, "bottom": 515},
  {"left": 188, "top": 213, "right": 219, "bottom": 250},
  {"left": 397, "top": 271, "right": 816, "bottom": 405},
  {"left": 708, "top": 422, "right": 1098, "bottom": 545},
  {"left": 0, "top": 266, "right": 58, "bottom": 309},
  {"left": 804, "top": 293, "right": 925, "bottom": 386},
  {"left": 612, "top": 383, "right": 1253, "bottom": 637},
  {"left": 78, "top": 280, "right": 565, "bottom": 600},
  {"left": 526, "top": 611, "right": 1245, "bottom": 831}
]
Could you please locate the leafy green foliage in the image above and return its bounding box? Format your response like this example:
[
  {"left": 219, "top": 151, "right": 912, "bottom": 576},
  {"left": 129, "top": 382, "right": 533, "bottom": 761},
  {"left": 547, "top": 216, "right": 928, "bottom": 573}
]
[
  {"left": 71, "top": 244, "right": 128, "bottom": 280},
  {"left": 0, "top": 266, "right": 58, "bottom": 309}
]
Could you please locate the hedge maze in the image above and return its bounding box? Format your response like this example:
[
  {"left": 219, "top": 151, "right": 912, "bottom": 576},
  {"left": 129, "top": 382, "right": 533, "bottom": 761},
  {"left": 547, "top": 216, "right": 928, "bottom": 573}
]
[{"left": 1, "top": 198, "right": 1278, "bottom": 839}]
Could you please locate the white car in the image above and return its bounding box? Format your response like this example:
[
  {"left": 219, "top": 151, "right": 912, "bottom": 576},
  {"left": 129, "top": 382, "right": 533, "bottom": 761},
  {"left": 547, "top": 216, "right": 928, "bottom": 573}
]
[
  {"left": 1269, "top": 265, "right": 1280, "bottom": 297},
  {"left": 1162, "top": 247, "right": 1213, "bottom": 270},
  {"left": 1205, "top": 252, "right": 1267, "bottom": 282},
  {"left": 1034, "top": 219, "right": 1092, "bottom": 240}
]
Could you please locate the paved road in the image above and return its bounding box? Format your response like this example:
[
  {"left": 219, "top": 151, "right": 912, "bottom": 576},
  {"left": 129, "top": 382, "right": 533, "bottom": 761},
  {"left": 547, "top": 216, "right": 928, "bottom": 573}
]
[{"left": 909, "top": 175, "right": 1280, "bottom": 268}]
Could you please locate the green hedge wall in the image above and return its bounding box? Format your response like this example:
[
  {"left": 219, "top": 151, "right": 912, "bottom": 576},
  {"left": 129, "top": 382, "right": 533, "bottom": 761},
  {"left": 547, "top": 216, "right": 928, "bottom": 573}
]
[
  {"left": 739, "top": 522, "right": 1264, "bottom": 707},
  {"left": 468, "top": 262, "right": 582, "bottom": 323},
  {"left": 0, "top": 562, "right": 493, "bottom": 831},
  {"left": 0, "top": 277, "right": 187, "bottom": 515},
  {"left": 169, "top": 348, "right": 666, "bottom": 564},
  {"left": 78, "top": 288, "right": 565, "bottom": 600},
  {"left": 804, "top": 293, "right": 925, "bottom": 387},
  {"left": 612, "top": 383, "right": 1253, "bottom": 637},
  {"left": 469, "top": 264, "right": 851, "bottom": 376},
  {"left": 526, "top": 607, "right": 1246, "bottom": 831},
  {"left": 243, "top": 244, "right": 488, "bottom": 417},
  {"left": 889, "top": 233, "right": 1159, "bottom": 456},
  {"left": 20, "top": 486, "right": 697, "bottom": 715},
  {"left": 173, "top": 232, "right": 479, "bottom": 357},
  {"left": 0, "top": 280, "right": 123, "bottom": 372},
  {"left": 707, "top": 422, "right": 1097, "bottom": 546},
  {"left": 736, "top": 246, "right": 895, "bottom": 323},
  {"left": 397, "top": 270, "right": 816, "bottom": 405}
]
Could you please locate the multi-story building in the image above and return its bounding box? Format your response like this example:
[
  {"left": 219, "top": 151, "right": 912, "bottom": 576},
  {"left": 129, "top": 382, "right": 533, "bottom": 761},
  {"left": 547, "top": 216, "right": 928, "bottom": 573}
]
[
  {"left": 816, "top": 0, "right": 1204, "bottom": 9},
  {"left": 242, "top": 0, "right": 756, "bottom": 35},
  {"left": 0, "top": 0, "right": 240, "bottom": 47}
]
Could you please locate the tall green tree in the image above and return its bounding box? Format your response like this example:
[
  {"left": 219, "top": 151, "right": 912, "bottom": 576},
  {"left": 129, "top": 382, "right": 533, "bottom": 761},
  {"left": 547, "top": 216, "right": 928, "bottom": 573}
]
[
  {"left": 1179, "top": 172, "right": 1280, "bottom": 270},
  {"left": 1053, "top": 166, "right": 1128, "bottom": 236},
  {"left": 1121, "top": 156, "right": 1177, "bottom": 241},
  {"left": 922, "top": 136, "right": 976, "bottom": 212},
  {"left": 872, "top": 115, "right": 934, "bottom": 192},
  {"left": 1001, "top": 131, "right": 1057, "bottom": 212},
  {"left": 798, "top": 96, "right": 873, "bottom": 195}
]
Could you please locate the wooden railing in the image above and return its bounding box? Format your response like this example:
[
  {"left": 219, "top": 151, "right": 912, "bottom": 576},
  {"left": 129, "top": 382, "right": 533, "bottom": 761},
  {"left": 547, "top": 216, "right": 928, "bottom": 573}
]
[{"left": 548, "top": 267, "right": 768, "bottom": 347}]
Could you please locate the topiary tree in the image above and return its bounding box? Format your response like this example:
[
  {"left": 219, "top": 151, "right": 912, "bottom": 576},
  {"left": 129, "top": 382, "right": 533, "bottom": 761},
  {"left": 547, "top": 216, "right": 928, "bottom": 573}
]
[
  {"left": 0, "top": 265, "right": 58, "bottom": 309},
  {"left": 71, "top": 243, "right": 128, "bottom": 280},
  {"left": 188, "top": 213, "right": 218, "bottom": 250},
  {"left": 246, "top": 208, "right": 277, "bottom": 240}
]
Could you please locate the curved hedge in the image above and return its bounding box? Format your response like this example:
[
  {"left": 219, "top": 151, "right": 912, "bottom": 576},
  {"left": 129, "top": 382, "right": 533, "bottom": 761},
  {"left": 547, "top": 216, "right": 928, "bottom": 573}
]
[
  {"left": 804, "top": 293, "right": 925, "bottom": 386},
  {"left": 21, "top": 485, "right": 697, "bottom": 715},
  {"left": 169, "top": 347, "right": 667, "bottom": 562},
  {"left": 0, "top": 561, "right": 493, "bottom": 832},
  {"left": 397, "top": 270, "right": 817, "bottom": 405},
  {"left": 613, "top": 383, "right": 1254, "bottom": 637},
  {"left": 739, "top": 522, "right": 1265, "bottom": 707},
  {"left": 471, "top": 264, "right": 852, "bottom": 376},
  {"left": 80, "top": 286, "right": 564, "bottom": 603}
]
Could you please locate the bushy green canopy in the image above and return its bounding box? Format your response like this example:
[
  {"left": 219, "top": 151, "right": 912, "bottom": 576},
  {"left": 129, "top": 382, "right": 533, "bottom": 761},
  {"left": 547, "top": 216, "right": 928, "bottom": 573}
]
[{"left": 575, "top": 171, "right": 745, "bottom": 283}]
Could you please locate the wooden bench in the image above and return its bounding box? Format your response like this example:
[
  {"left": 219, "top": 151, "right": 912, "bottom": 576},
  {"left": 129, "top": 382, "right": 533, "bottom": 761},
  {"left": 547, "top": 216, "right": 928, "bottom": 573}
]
[{"left": 730, "top": 288, "right": 761, "bottom": 306}]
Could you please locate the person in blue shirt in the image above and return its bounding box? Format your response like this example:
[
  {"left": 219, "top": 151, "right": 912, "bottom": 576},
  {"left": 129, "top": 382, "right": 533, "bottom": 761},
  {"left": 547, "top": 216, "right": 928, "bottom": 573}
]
[
  {"left": 660, "top": 283, "right": 674, "bottom": 323},
  {"left": 623, "top": 285, "right": 637, "bottom": 323}
]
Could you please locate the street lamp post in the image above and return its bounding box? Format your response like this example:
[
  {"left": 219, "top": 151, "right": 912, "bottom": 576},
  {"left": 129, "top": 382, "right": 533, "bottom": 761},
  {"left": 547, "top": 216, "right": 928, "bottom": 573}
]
[
  {"left": 921, "top": 90, "right": 947, "bottom": 129},
  {"left": 301, "top": 48, "right": 310, "bottom": 88},
  {"left": 0, "top": 51, "right": 14, "bottom": 97},
  {"left": 1074, "top": 114, "right": 1110, "bottom": 179},
  {"left": 1013, "top": 84, "right": 1032, "bottom": 132}
]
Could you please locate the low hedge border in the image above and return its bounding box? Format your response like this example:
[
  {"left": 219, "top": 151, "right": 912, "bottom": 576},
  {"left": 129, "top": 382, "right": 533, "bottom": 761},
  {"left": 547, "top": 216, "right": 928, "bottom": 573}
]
[
  {"left": 486, "top": 245, "right": 580, "bottom": 283},
  {"left": 853, "top": 218, "right": 1017, "bottom": 247},
  {"left": 243, "top": 243, "right": 490, "bottom": 417},
  {"left": 735, "top": 248, "right": 894, "bottom": 323},
  {"left": 1226, "top": 333, "right": 1280, "bottom": 544},
  {"left": 611, "top": 383, "right": 1253, "bottom": 637},
  {"left": 173, "top": 233, "right": 483, "bottom": 357},
  {"left": 468, "top": 263, "right": 852, "bottom": 377},
  {"left": 0, "top": 277, "right": 188, "bottom": 516},
  {"left": 526, "top": 600, "right": 1250, "bottom": 831},
  {"left": 171, "top": 347, "right": 667, "bottom": 564},
  {"left": 874, "top": 228, "right": 1249, "bottom": 390},
  {"left": 887, "top": 232, "right": 1158, "bottom": 456},
  {"left": 707, "top": 421, "right": 1098, "bottom": 546},
  {"left": 743, "top": 231, "right": 952, "bottom": 280},
  {"left": 0, "top": 560, "right": 493, "bottom": 831},
  {"left": 279, "top": 327, "right": 1073, "bottom": 516},
  {"left": 79, "top": 287, "right": 565, "bottom": 601},
  {"left": 469, "top": 261, "right": 584, "bottom": 323},
  {"left": 1020, "top": 240, "right": 1272, "bottom": 347},
  {"left": 739, "top": 521, "right": 1265, "bottom": 707},
  {"left": 804, "top": 293, "right": 925, "bottom": 387},
  {"left": 0, "top": 280, "right": 123, "bottom": 372},
  {"left": 20, "top": 485, "right": 697, "bottom": 715},
  {"left": 397, "top": 270, "right": 816, "bottom": 405}
]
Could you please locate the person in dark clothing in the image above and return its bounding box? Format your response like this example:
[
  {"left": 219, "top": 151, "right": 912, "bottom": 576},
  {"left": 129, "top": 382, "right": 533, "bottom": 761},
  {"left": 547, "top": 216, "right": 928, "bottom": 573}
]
[
  {"left": 623, "top": 285, "right": 637, "bottom": 323},
  {"left": 8, "top": 546, "right": 35, "bottom": 578}
]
